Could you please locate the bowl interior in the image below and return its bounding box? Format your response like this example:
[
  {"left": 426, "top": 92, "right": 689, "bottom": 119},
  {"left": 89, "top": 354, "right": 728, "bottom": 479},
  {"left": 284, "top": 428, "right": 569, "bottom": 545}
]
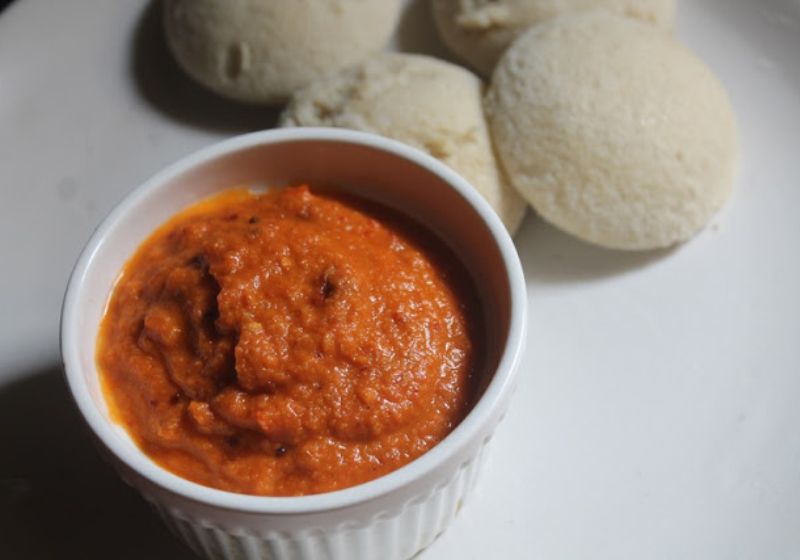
[{"left": 64, "top": 131, "right": 514, "bottom": 501}]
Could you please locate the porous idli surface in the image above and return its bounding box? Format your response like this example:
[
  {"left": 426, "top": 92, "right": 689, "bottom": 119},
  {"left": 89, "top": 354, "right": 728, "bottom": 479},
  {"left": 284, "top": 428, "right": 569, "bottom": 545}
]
[
  {"left": 280, "top": 53, "right": 527, "bottom": 234},
  {"left": 486, "top": 12, "right": 737, "bottom": 250},
  {"left": 163, "top": 0, "right": 402, "bottom": 105},
  {"left": 432, "top": 0, "right": 675, "bottom": 76}
]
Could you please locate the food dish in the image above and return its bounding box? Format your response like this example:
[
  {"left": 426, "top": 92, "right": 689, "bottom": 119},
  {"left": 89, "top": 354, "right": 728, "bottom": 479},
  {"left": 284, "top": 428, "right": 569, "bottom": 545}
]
[
  {"left": 487, "top": 12, "right": 737, "bottom": 250},
  {"left": 431, "top": 0, "right": 674, "bottom": 75},
  {"left": 61, "top": 128, "right": 527, "bottom": 559},
  {"left": 163, "top": 0, "right": 402, "bottom": 105},
  {"left": 281, "top": 52, "right": 526, "bottom": 233}
]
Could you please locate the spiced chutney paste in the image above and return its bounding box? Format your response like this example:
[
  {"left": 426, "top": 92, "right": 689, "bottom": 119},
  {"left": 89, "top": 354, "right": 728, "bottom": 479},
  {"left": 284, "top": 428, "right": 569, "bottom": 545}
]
[{"left": 98, "top": 185, "right": 482, "bottom": 496}]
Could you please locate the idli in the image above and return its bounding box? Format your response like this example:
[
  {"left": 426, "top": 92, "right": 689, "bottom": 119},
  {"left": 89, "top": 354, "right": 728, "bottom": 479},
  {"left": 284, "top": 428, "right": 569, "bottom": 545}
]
[
  {"left": 280, "top": 53, "right": 527, "bottom": 234},
  {"left": 432, "top": 0, "right": 675, "bottom": 76},
  {"left": 163, "top": 0, "right": 402, "bottom": 105},
  {"left": 486, "top": 12, "right": 737, "bottom": 250}
]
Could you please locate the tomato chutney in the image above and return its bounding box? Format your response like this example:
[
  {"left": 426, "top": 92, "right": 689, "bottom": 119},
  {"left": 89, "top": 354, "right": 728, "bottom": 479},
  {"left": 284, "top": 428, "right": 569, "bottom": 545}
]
[{"left": 97, "top": 185, "right": 481, "bottom": 496}]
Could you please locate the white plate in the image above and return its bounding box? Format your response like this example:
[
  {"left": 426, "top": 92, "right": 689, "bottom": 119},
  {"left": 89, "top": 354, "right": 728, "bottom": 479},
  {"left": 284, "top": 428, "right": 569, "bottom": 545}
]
[{"left": 1, "top": 0, "right": 799, "bottom": 558}]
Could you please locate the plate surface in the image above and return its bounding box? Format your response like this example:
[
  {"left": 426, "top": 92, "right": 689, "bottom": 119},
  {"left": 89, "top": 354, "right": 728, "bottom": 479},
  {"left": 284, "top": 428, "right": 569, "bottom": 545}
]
[{"left": 1, "top": 0, "right": 799, "bottom": 558}]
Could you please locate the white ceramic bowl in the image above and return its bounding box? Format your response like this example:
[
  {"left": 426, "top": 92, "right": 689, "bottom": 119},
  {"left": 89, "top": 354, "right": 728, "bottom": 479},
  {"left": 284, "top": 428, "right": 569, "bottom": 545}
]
[{"left": 61, "top": 128, "right": 526, "bottom": 560}]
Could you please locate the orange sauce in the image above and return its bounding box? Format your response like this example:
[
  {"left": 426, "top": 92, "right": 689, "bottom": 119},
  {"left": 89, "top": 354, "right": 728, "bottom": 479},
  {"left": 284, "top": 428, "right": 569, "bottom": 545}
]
[{"left": 97, "top": 185, "right": 480, "bottom": 496}]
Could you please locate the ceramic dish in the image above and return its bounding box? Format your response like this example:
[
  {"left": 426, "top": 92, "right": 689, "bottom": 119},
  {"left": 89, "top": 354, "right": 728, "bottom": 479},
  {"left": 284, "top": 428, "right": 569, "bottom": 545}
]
[{"left": 60, "top": 127, "right": 527, "bottom": 560}]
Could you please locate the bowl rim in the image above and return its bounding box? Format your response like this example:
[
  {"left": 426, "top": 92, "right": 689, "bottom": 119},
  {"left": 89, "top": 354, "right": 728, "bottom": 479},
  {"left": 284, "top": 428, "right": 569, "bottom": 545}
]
[{"left": 60, "top": 127, "right": 527, "bottom": 515}]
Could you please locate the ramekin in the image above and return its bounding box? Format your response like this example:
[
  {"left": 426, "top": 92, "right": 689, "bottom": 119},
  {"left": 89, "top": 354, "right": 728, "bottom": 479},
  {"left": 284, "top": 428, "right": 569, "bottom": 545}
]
[{"left": 61, "top": 128, "right": 526, "bottom": 560}]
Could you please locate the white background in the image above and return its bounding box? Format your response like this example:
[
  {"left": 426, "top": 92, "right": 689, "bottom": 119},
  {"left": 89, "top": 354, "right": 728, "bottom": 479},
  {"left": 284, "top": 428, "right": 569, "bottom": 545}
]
[{"left": 1, "top": 0, "right": 799, "bottom": 558}]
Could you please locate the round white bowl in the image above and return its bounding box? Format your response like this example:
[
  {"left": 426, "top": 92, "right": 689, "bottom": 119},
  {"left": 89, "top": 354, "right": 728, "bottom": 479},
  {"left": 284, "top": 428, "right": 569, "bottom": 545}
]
[{"left": 61, "top": 128, "right": 526, "bottom": 560}]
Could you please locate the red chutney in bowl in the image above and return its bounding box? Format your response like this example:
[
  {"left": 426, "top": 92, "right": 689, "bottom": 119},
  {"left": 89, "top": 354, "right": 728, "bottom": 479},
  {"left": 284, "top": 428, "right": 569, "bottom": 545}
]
[{"left": 97, "top": 185, "right": 482, "bottom": 496}]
